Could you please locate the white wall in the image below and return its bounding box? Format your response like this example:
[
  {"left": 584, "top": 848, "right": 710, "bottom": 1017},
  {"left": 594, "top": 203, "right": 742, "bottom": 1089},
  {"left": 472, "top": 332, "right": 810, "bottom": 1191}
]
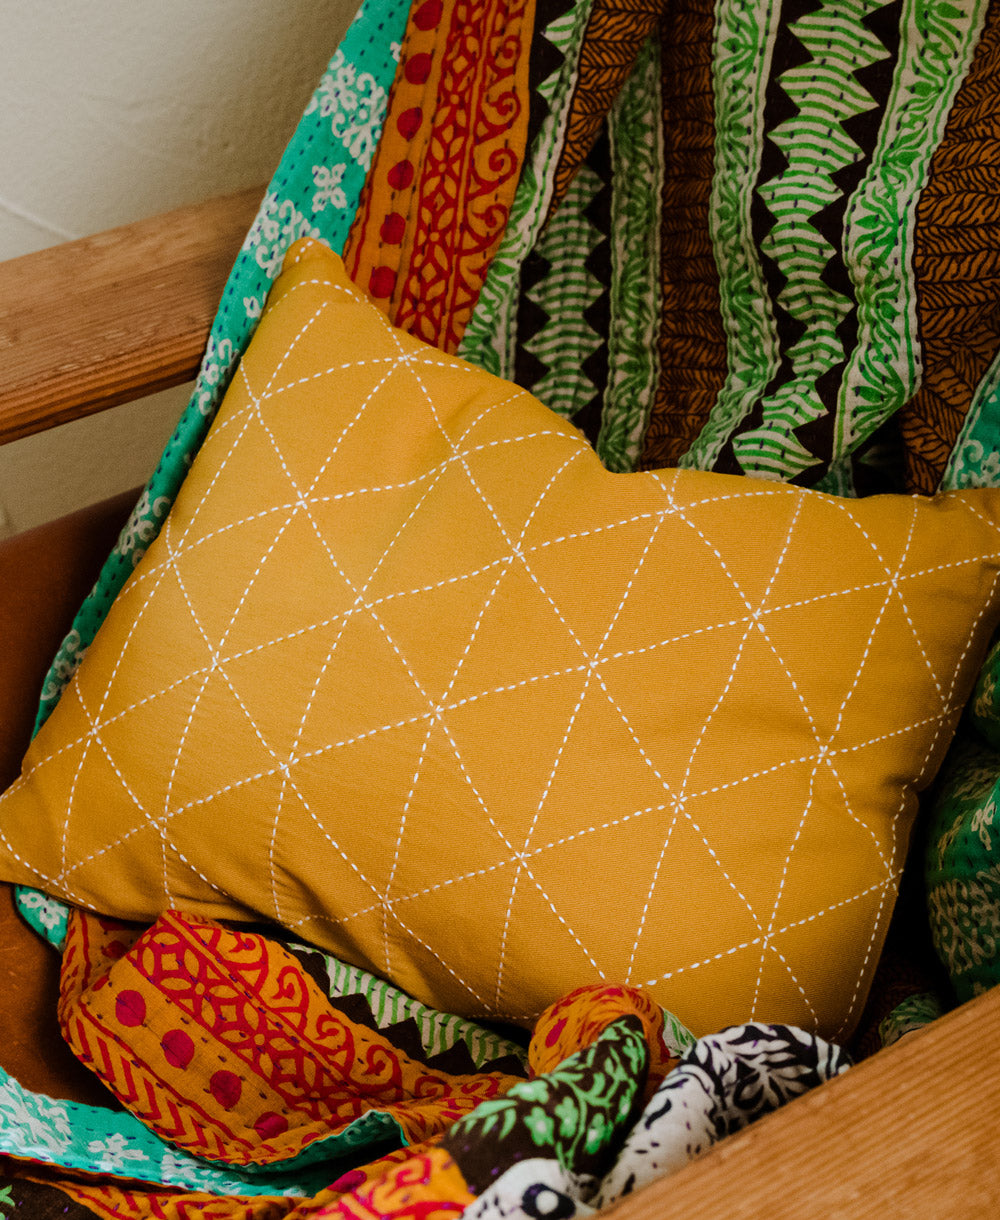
[{"left": 0, "top": 0, "right": 359, "bottom": 537}]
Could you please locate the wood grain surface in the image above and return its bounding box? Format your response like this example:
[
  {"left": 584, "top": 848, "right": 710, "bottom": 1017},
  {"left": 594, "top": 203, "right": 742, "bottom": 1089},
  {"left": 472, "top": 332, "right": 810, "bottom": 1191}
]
[
  {"left": 605, "top": 984, "right": 1000, "bottom": 1219},
  {"left": 0, "top": 186, "right": 261, "bottom": 446}
]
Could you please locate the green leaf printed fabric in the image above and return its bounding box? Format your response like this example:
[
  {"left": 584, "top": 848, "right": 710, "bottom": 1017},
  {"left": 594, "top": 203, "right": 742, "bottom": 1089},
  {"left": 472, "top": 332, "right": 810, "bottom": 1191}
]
[
  {"left": 459, "top": 1022, "right": 850, "bottom": 1218},
  {"left": 443, "top": 1017, "right": 650, "bottom": 1192},
  {"left": 925, "top": 735, "right": 1000, "bottom": 1002}
]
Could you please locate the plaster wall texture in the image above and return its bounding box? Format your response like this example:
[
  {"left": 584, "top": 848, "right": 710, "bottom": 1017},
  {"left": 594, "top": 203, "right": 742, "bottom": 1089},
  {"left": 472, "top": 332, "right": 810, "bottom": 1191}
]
[{"left": 0, "top": 0, "right": 360, "bottom": 537}]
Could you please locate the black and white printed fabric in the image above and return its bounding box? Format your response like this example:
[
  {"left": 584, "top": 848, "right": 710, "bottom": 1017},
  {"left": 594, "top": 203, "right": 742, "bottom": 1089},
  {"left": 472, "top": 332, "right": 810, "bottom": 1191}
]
[{"left": 467, "top": 1023, "right": 851, "bottom": 1220}]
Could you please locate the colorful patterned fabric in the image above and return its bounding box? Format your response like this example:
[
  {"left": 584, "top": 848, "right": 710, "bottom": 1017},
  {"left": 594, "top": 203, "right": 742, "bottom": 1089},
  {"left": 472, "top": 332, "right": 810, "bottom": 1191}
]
[
  {"left": 11, "top": 5, "right": 1000, "bottom": 1215},
  {"left": 444, "top": 1017, "right": 652, "bottom": 1191},
  {"left": 925, "top": 736, "right": 1000, "bottom": 1003},
  {"left": 466, "top": 1024, "right": 851, "bottom": 1218},
  {"left": 0, "top": 906, "right": 530, "bottom": 1200},
  {"left": 56, "top": 910, "right": 525, "bottom": 1162},
  {"left": 546, "top": 0, "right": 663, "bottom": 215},
  {"left": 0, "top": 973, "right": 845, "bottom": 1219},
  {"left": 639, "top": 0, "right": 723, "bottom": 472},
  {"left": 343, "top": 0, "right": 536, "bottom": 351},
  {"left": 456, "top": 2, "right": 597, "bottom": 380},
  {"left": 0, "top": 1061, "right": 332, "bottom": 1198},
  {"left": 0, "top": 1169, "right": 114, "bottom": 1220},
  {"left": 452, "top": 0, "right": 1000, "bottom": 496},
  {"left": 594, "top": 1023, "right": 850, "bottom": 1207},
  {"left": 698, "top": 0, "right": 991, "bottom": 492},
  {"left": 904, "top": 2, "right": 1000, "bottom": 494}
]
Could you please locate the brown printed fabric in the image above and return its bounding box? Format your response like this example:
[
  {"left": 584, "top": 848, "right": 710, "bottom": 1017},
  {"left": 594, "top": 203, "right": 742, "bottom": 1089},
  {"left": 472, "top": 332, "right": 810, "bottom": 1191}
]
[
  {"left": 640, "top": 0, "right": 727, "bottom": 471},
  {"left": 545, "top": 0, "right": 666, "bottom": 222},
  {"left": 904, "top": 0, "right": 1000, "bottom": 492}
]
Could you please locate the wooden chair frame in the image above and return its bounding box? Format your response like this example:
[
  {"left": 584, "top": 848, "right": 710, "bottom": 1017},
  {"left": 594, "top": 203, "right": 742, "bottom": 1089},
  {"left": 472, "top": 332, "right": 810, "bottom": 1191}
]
[{"left": 1, "top": 192, "right": 998, "bottom": 1217}]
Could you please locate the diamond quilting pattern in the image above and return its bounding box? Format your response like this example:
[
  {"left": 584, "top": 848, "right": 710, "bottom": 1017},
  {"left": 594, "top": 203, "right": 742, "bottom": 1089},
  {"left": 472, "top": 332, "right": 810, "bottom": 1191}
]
[{"left": 2, "top": 239, "right": 1000, "bottom": 1040}]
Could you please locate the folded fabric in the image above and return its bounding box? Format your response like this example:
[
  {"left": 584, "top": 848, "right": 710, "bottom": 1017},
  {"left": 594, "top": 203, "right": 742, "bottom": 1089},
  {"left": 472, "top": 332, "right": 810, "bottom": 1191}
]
[
  {"left": 465, "top": 1024, "right": 852, "bottom": 1219},
  {"left": 0, "top": 918, "right": 846, "bottom": 1219},
  {"left": 925, "top": 734, "right": 1000, "bottom": 1003}
]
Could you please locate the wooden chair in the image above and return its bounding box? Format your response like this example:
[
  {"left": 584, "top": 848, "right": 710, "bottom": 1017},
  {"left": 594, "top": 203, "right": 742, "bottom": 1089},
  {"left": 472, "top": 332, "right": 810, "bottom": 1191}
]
[{"left": 1, "top": 192, "right": 998, "bottom": 1218}]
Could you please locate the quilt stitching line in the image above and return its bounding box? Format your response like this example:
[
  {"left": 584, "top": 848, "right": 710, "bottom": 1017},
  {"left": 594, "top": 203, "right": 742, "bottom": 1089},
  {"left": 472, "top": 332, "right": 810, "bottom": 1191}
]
[
  {"left": 643, "top": 873, "right": 899, "bottom": 990},
  {"left": 747, "top": 503, "right": 916, "bottom": 1020},
  {"left": 399, "top": 380, "right": 616, "bottom": 997},
  {"left": 653, "top": 477, "right": 814, "bottom": 1004},
  {"left": 16, "top": 548, "right": 981, "bottom": 810},
  {"left": 237, "top": 319, "right": 610, "bottom": 1004},
  {"left": 667, "top": 486, "right": 818, "bottom": 1015},
  {"left": 387, "top": 445, "right": 589, "bottom": 991}
]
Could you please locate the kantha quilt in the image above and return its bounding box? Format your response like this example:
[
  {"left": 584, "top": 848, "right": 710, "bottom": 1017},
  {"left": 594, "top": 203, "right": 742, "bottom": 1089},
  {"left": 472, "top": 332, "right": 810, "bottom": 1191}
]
[{"left": 4, "top": 0, "right": 1000, "bottom": 1213}]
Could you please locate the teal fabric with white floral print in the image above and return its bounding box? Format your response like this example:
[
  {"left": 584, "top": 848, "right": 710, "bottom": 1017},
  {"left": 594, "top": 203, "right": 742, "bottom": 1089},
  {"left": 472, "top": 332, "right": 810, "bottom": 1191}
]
[{"left": 0, "top": 1063, "right": 398, "bottom": 1198}]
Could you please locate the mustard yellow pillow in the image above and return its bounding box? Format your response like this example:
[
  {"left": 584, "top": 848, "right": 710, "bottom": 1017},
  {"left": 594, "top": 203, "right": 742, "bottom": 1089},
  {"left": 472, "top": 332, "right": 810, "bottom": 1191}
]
[{"left": 3, "top": 239, "right": 1000, "bottom": 1041}]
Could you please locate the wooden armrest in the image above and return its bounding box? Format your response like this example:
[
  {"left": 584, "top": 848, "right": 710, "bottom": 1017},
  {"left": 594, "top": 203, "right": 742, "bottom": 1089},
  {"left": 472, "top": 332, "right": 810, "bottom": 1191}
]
[
  {"left": 0, "top": 186, "right": 263, "bottom": 447},
  {"left": 607, "top": 984, "right": 1000, "bottom": 1219}
]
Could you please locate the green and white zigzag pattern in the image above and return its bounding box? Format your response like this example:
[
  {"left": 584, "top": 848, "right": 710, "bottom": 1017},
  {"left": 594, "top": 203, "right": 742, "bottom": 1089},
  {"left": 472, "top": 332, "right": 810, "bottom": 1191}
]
[
  {"left": 730, "top": 0, "right": 891, "bottom": 482},
  {"left": 521, "top": 163, "right": 607, "bottom": 420},
  {"left": 682, "top": 0, "right": 782, "bottom": 471},
  {"left": 601, "top": 35, "right": 664, "bottom": 473},
  {"left": 457, "top": 2, "right": 594, "bottom": 378},
  {"left": 685, "top": 0, "right": 988, "bottom": 489},
  {"left": 323, "top": 955, "right": 529, "bottom": 1069},
  {"left": 830, "top": 0, "right": 990, "bottom": 484}
]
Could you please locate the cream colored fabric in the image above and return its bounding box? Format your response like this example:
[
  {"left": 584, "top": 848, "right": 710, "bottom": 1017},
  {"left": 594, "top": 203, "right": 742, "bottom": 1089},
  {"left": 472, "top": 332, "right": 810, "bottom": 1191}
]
[{"left": 2, "top": 239, "right": 1000, "bottom": 1039}]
